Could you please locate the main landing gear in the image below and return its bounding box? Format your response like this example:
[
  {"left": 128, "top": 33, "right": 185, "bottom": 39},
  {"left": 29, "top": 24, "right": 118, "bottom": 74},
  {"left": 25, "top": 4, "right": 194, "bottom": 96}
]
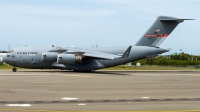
[{"left": 12, "top": 68, "right": 17, "bottom": 72}]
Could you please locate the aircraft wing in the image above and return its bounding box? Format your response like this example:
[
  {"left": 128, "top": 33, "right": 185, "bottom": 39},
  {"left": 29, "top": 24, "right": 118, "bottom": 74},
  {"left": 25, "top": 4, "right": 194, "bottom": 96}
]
[
  {"left": 83, "top": 52, "right": 120, "bottom": 60},
  {"left": 66, "top": 48, "right": 122, "bottom": 60},
  {"left": 49, "top": 46, "right": 132, "bottom": 60}
]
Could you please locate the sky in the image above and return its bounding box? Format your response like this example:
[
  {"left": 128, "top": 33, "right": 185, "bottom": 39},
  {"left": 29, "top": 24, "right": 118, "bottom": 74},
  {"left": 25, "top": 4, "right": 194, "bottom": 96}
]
[{"left": 0, "top": 0, "right": 199, "bottom": 55}]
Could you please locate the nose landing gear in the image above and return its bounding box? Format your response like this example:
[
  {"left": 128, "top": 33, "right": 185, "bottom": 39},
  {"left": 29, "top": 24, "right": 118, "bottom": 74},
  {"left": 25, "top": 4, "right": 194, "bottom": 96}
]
[{"left": 12, "top": 68, "right": 17, "bottom": 72}]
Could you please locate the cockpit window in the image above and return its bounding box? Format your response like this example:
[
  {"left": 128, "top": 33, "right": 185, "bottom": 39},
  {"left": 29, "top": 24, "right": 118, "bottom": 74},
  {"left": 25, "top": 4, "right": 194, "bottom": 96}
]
[
  {"left": 7, "top": 55, "right": 10, "bottom": 57},
  {"left": 11, "top": 50, "right": 15, "bottom": 54}
]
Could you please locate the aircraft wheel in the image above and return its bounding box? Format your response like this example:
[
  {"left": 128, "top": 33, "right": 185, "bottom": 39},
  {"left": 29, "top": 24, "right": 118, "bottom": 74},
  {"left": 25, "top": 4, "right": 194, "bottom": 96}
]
[{"left": 13, "top": 68, "right": 17, "bottom": 72}]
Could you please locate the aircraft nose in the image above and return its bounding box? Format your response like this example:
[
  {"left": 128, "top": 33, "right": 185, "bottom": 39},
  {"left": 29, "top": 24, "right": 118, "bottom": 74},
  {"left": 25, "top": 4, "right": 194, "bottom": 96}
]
[{"left": 2, "top": 54, "right": 7, "bottom": 62}]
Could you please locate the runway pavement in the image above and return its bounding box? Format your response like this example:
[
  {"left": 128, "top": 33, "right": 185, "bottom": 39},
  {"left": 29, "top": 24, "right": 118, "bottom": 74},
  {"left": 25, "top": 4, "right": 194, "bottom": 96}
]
[{"left": 0, "top": 70, "right": 200, "bottom": 111}]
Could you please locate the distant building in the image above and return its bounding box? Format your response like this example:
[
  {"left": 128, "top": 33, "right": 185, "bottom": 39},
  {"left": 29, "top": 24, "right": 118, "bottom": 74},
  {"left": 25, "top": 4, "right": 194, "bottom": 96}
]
[
  {"left": 0, "top": 53, "right": 6, "bottom": 62},
  {"left": 136, "top": 62, "right": 141, "bottom": 66}
]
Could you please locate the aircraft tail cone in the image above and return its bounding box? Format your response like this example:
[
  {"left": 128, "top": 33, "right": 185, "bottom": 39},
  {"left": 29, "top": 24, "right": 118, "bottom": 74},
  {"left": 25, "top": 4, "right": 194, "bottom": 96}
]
[{"left": 158, "top": 48, "right": 169, "bottom": 54}]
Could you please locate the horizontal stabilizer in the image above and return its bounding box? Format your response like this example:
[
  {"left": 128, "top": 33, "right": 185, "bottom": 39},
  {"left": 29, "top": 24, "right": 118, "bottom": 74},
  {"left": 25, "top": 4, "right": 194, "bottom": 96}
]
[{"left": 160, "top": 19, "right": 195, "bottom": 23}]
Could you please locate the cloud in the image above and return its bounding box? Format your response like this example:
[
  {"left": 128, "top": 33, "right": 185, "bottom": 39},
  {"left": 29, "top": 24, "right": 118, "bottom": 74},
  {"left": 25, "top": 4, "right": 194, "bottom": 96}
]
[
  {"left": 86, "top": 0, "right": 199, "bottom": 5},
  {"left": 86, "top": 0, "right": 139, "bottom": 4},
  {"left": 86, "top": 0, "right": 200, "bottom": 17},
  {"left": 0, "top": 3, "right": 117, "bottom": 17}
]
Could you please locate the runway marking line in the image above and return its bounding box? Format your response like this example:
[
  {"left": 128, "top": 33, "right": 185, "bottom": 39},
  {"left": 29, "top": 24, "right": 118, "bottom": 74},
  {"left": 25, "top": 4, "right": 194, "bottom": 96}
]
[
  {"left": 142, "top": 97, "right": 150, "bottom": 99},
  {"left": 6, "top": 104, "right": 32, "bottom": 107},
  {"left": 0, "top": 109, "right": 200, "bottom": 112},
  {"left": 61, "top": 97, "right": 79, "bottom": 100},
  {"left": 63, "top": 74, "right": 94, "bottom": 78},
  {"left": 1, "top": 97, "right": 200, "bottom": 104},
  {"left": 189, "top": 74, "right": 200, "bottom": 77},
  {"left": 78, "top": 103, "right": 86, "bottom": 106}
]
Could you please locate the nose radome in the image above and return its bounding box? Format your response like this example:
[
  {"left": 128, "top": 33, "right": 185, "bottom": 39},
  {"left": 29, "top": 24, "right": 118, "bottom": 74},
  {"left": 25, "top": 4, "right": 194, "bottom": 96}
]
[{"left": 2, "top": 54, "right": 7, "bottom": 62}]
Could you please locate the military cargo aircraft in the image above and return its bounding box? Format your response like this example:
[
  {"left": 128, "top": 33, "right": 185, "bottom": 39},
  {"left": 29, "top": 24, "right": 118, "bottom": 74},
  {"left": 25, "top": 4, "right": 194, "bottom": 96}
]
[{"left": 3, "top": 16, "right": 193, "bottom": 72}]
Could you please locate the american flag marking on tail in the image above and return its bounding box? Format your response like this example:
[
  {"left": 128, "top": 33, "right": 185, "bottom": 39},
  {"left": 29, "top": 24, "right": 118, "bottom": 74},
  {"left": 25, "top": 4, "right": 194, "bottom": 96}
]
[{"left": 145, "top": 34, "right": 169, "bottom": 38}]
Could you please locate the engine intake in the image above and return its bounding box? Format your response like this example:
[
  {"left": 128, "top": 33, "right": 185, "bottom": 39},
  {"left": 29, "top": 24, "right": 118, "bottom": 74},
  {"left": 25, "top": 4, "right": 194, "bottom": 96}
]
[
  {"left": 42, "top": 52, "right": 57, "bottom": 62},
  {"left": 57, "top": 54, "right": 82, "bottom": 64}
]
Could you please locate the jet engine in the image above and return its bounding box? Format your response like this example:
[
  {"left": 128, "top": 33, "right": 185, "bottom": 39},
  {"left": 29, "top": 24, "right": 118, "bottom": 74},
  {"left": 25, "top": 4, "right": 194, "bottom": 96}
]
[
  {"left": 42, "top": 52, "right": 57, "bottom": 62},
  {"left": 57, "top": 54, "right": 82, "bottom": 64}
]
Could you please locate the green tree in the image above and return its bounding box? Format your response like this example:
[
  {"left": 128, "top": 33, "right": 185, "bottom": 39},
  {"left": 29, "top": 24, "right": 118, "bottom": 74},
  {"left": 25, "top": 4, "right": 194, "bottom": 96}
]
[{"left": 0, "top": 51, "right": 8, "bottom": 53}]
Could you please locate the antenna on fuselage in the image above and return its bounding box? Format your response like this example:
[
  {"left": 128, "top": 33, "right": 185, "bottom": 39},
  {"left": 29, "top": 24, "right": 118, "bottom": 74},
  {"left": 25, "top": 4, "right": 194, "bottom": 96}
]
[{"left": 8, "top": 44, "right": 10, "bottom": 52}]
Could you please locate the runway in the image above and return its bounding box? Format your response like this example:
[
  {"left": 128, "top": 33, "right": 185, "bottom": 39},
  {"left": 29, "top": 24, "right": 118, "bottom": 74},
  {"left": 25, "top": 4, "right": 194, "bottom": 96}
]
[{"left": 0, "top": 70, "right": 200, "bottom": 111}]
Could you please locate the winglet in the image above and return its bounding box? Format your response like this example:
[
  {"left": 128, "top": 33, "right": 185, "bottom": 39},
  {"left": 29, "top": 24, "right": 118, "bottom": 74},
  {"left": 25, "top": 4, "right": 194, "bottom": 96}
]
[{"left": 121, "top": 46, "right": 132, "bottom": 58}]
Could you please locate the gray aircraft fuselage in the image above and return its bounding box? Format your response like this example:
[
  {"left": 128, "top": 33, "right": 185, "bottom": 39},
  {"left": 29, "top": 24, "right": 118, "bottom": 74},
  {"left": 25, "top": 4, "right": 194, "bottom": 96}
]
[
  {"left": 3, "top": 16, "right": 192, "bottom": 72},
  {"left": 3, "top": 46, "right": 167, "bottom": 70}
]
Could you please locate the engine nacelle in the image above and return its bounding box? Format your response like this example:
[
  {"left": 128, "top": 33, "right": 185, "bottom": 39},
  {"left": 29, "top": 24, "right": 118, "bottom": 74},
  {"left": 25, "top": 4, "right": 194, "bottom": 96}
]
[
  {"left": 57, "top": 54, "right": 82, "bottom": 64},
  {"left": 42, "top": 52, "right": 57, "bottom": 62}
]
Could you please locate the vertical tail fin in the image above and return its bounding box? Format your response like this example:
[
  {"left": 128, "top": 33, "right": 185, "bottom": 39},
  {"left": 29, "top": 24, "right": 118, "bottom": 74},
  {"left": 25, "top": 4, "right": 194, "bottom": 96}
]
[{"left": 135, "top": 16, "right": 194, "bottom": 47}]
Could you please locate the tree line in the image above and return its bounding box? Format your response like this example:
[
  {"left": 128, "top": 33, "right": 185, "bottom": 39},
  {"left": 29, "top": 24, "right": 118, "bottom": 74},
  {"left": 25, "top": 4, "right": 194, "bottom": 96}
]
[
  {"left": 0, "top": 51, "right": 8, "bottom": 53},
  {"left": 132, "top": 52, "right": 200, "bottom": 66}
]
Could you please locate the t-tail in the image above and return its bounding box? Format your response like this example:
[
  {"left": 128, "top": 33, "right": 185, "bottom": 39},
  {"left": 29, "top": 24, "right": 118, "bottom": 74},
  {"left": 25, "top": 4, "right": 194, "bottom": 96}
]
[{"left": 135, "top": 16, "right": 194, "bottom": 47}]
